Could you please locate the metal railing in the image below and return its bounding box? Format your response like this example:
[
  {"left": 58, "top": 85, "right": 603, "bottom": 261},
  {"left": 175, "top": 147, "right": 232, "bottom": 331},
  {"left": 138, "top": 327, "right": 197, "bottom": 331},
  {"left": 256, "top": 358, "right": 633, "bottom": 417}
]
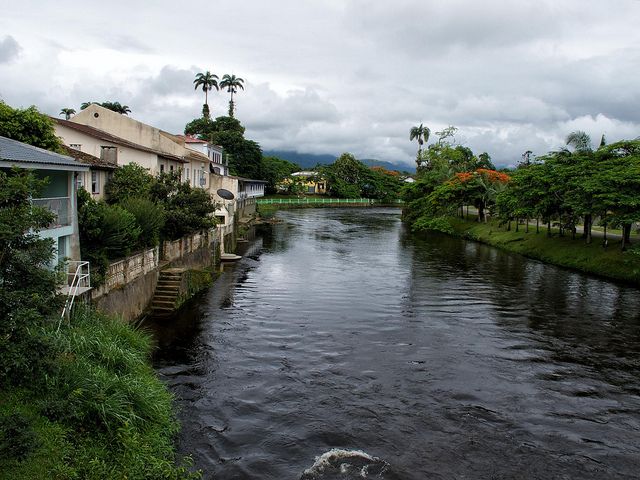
[
  {"left": 32, "top": 197, "right": 71, "bottom": 228},
  {"left": 257, "top": 197, "right": 404, "bottom": 205},
  {"left": 59, "top": 261, "right": 91, "bottom": 327}
]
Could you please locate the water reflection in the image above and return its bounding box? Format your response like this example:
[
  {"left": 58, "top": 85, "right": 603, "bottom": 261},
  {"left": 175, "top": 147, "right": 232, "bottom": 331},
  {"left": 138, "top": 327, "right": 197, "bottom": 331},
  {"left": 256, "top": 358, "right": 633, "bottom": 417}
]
[{"left": 152, "top": 208, "right": 640, "bottom": 479}]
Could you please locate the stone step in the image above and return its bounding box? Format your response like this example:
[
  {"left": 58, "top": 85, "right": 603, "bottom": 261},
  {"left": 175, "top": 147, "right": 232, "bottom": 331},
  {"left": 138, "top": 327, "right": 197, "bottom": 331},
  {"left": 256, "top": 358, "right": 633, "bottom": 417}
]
[
  {"left": 152, "top": 300, "right": 175, "bottom": 308},
  {"left": 154, "top": 294, "right": 177, "bottom": 302},
  {"left": 155, "top": 285, "right": 179, "bottom": 293},
  {"left": 157, "top": 280, "right": 181, "bottom": 287}
]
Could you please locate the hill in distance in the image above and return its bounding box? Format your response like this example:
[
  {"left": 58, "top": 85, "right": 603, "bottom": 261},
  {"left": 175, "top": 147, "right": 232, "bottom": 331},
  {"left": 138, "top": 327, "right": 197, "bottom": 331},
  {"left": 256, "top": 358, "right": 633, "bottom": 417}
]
[{"left": 264, "top": 150, "right": 415, "bottom": 174}]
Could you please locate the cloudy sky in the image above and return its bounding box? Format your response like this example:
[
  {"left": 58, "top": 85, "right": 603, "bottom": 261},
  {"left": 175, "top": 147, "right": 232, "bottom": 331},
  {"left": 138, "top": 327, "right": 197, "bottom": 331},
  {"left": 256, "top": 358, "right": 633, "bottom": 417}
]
[{"left": 1, "top": 0, "right": 639, "bottom": 168}]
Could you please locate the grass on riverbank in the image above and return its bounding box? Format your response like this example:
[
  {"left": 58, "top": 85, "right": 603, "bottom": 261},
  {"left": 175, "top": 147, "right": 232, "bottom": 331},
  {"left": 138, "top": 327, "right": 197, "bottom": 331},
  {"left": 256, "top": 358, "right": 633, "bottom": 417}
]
[
  {"left": 418, "top": 216, "right": 640, "bottom": 285},
  {"left": 0, "top": 307, "right": 199, "bottom": 480}
]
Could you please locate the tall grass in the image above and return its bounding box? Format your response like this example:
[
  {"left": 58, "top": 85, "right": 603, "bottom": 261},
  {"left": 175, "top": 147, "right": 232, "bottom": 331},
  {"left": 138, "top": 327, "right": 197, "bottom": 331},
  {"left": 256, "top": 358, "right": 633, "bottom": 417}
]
[{"left": 0, "top": 306, "right": 200, "bottom": 480}]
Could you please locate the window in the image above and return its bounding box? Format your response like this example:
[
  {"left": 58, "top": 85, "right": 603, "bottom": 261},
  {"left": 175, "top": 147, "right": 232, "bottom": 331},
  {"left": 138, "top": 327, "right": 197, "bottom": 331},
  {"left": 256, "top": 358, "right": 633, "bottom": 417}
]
[
  {"left": 185, "top": 168, "right": 190, "bottom": 182},
  {"left": 76, "top": 173, "right": 85, "bottom": 190},
  {"left": 69, "top": 144, "right": 82, "bottom": 151},
  {"left": 100, "top": 146, "right": 117, "bottom": 163},
  {"left": 170, "top": 165, "right": 174, "bottom": 172},
  {"left": 160, "top": 164, "right": 165, "bottom": 174},
  {"left": 91, "top": 171, "right": 99, "bottom": 194}
]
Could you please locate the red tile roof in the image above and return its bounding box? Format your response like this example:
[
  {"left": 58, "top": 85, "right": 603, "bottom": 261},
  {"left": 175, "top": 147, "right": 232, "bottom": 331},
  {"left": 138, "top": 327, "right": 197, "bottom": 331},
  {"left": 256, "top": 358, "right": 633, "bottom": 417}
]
[{"left": 54, "top": 118, "right": 188, "bottom": 163}]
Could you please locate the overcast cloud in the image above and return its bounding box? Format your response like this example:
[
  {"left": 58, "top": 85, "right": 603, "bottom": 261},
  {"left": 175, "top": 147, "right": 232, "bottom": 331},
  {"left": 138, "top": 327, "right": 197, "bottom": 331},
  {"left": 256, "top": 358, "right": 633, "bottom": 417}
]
[{"left": 1, "top": 0, "right": 639, "bottom": 168}]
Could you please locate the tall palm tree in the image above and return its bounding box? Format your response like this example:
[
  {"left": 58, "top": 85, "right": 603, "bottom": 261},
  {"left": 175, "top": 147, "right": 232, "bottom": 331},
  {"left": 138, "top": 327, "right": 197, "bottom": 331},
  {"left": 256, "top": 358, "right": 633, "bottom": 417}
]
[
  {"left": 193, "top": 71, "right": 219, "bottom": 118},
  {"left": 59, "top": 108, "right": 76, "bottom": 120},
  {"left": 219, "top": 74, "right": 245, "bottom": 117},
  {"left": 80, "top": 101, "right": 94, "bottom": 110},
  {"left": 410, "top": 124, "right": 430, "bottom": 164},
  {"left": 565, "top": 130, "right": 592, "bottom": 153}
]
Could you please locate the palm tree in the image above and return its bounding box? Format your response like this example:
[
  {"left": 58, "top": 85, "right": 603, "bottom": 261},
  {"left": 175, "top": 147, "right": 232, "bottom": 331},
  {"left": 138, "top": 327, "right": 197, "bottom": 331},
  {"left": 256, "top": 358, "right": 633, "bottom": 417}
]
[
  {"left": 80, "top": 101, "right": 94, "bottom": 110},
  {"left": 410, "top": 124, "right": 430, "bottom": 165},
  {"left": 193, "top": 71, "right": 219, "bottom": 118},
  {"left": 219, "top": 74, "right": 245, "bottom": 117},
  {"left": 565, "top": 130, "right": 592, "bottom": 153},
  {"left": 59, "top": 108, "right": 76, "bottom": 120}
]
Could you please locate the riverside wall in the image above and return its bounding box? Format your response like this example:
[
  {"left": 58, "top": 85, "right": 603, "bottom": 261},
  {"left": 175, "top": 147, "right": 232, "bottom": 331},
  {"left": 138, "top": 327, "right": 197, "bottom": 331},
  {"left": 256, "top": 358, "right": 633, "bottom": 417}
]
[{"left": 91, "top": 228, "right": 221, "bottom": 321}]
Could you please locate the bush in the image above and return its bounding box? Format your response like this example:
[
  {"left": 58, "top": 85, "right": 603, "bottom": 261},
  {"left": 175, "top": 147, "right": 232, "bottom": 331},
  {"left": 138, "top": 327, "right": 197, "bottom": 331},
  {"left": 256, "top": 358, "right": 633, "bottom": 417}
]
[
  {"left": 120, "top": 197, "right": 165, "bottom": 249},
  {"left": 104, "top": 163, "right": 154, "bottom": 204}
]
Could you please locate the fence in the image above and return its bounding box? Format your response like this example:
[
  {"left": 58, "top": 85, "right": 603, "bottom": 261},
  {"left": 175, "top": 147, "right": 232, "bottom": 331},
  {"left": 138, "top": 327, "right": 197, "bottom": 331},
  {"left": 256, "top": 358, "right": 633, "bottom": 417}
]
[{"left": 257, "top": 197, "right": 404, "bottom": 205}]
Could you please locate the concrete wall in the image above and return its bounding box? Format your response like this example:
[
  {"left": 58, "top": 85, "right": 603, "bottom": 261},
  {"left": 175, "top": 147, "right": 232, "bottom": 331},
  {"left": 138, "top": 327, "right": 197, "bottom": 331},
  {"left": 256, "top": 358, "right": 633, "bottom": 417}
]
[{"left": 91, "top": 230, "right": 219, "bottom": 321}]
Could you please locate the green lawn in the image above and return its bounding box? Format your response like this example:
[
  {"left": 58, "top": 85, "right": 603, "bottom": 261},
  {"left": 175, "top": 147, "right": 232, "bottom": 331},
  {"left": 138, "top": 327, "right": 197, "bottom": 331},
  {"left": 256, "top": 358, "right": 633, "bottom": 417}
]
[{"left": 442, "top": 217, "right": 640, "bottom": 285}]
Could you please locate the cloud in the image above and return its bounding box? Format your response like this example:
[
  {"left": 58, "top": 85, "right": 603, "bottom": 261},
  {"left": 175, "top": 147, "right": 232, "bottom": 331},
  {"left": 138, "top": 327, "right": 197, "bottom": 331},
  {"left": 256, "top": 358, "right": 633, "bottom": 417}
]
[{"left": 0, "top": 35, "right": 21, "bottom": 63}]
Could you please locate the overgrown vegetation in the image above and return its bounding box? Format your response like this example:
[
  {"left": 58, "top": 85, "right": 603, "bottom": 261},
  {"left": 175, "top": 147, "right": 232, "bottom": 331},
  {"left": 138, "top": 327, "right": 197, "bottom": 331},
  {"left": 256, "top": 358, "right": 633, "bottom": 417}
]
[
  {"left": 0, "top": 170, "right": 198, "bottom": 479},
  {"left": 403, "top": 125, "right": 640, "bottom": 280},
  {"left": 80, "top": 165, "right": 217, "bottom": 285}
]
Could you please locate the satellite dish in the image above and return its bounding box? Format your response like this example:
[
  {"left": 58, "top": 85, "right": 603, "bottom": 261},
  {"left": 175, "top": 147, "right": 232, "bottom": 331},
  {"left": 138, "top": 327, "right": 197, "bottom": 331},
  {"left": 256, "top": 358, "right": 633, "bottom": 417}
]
[{"left": 217, "top": 188, "right": 235, "bottom": 200}]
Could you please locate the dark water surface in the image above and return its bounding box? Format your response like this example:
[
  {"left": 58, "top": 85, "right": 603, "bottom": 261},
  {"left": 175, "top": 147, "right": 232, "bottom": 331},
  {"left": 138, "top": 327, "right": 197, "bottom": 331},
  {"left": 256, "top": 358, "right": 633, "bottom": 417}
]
[{"left": 151, "top": 208, "right": 640, "bottom": 479}]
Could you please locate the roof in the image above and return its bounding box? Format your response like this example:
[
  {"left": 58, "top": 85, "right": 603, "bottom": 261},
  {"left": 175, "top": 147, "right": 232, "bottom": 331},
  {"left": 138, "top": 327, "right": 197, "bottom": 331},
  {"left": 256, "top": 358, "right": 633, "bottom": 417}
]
[
  {"left": 0, "top": 135, "right": 88, "bottom": 171},
  {"left": 60, "top": 145, "right": 118, "bottom": 170},
  {"left": 230, "top": 175, "right": 268, "bottom": 183},
  {"left": 183, "top": 135, "right": 207, "bottom": 144},
  {"left": 54, "top": 117, "right": 187, "bottom": 164}
]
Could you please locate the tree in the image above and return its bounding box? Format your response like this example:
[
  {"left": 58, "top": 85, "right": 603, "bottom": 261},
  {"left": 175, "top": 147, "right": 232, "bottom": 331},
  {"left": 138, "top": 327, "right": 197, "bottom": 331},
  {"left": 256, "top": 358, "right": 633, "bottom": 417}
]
[
  {"left": 261, "top": 156, "right": 300, "bottom": 194},
  {"left": 184, "top": 115, "right": 260, "bottom": 178},
  {"left": 104, "top": 163, "right": 155, "bottom": 204},
  {"left": 565, "top": 130, "right": 593, "bottom": 153},
  {"left": 219, "top": 74, "right": 245, "bottom": 117},
  {"left": 0, "top": 169, "right": 60, "bottom": 385},
  {"left": 59, "top": 108, "right": 76, "bottom": 120},
  {"left": 0, "top": 102, "right": 63, "bottom": 152},
  {"left": 150, "top": 171, "right": 217, "bottom": 239},
  {"left": 80, "top": 101, "right": 131, "bottom": 114},
  {"left": 193, "top": 70, "right": 219, "bottom": 118},
  {"left": 410, "top": 123, "right": 430, "bottom": 165}
]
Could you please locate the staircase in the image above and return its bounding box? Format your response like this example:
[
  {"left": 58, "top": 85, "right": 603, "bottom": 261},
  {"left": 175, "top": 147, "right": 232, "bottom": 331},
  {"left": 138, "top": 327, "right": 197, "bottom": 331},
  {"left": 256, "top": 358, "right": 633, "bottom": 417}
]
[{"left": 150, "top": 268, "right": 184, "bottom": 316}]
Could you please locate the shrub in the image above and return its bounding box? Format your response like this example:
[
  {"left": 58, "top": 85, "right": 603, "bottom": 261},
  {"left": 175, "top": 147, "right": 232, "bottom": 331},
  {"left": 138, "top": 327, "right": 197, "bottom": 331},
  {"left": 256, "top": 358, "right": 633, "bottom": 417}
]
[
  {"left": 104, "top": 163, "right": 154, "bottom": 204},
  {"left": 120, "top": 197, "right": 165, "bottom": 249}
]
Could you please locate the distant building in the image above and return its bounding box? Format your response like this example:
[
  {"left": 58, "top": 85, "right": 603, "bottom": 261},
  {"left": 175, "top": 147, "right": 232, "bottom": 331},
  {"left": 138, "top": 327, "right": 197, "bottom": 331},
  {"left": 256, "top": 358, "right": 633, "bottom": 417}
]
[
  {"left": 60, "top": 144, "right": 118, "bottom": 201},
  {"left": 0, "top": 136, "right": 88, "bottom": 265},
  {"left": 279, "top": 171, "right": 327, "bottom": 194}
]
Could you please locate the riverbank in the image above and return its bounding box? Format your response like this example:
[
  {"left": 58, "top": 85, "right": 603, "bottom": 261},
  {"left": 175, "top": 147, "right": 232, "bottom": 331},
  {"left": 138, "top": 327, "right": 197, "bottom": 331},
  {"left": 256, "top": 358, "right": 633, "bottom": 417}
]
[
  {"left": 0, "top": 307, "right": 199, "bottom": 480},
  {"left": 415, "top": 216, "right": 640, "bottom": 285}
]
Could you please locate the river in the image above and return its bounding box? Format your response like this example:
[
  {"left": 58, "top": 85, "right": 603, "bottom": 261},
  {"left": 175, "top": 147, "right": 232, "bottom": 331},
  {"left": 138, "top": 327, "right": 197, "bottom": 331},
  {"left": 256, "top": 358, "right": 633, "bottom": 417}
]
[{"left": 151, "top": 207, "right": 640, "bottom": 479}]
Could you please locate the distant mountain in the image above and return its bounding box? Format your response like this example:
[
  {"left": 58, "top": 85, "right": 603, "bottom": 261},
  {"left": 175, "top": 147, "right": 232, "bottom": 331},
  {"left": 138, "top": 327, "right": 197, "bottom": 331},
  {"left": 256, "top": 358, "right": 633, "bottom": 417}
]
[{"left": 264, "top": 150, "right": 415, "bottom": 173}]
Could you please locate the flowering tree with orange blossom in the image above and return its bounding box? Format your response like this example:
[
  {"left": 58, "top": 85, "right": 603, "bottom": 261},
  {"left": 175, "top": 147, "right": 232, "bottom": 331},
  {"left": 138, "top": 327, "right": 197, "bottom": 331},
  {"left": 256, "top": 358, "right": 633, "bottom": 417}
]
[{"left": 428, "top": 168, "right": 510, "bottom": 222}]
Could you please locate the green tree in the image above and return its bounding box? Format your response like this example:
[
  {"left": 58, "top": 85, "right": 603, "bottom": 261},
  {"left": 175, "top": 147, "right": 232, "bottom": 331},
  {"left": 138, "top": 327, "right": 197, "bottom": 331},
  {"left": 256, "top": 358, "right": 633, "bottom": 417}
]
[
  {"left": 0, "top": 102, "right": 62, "bottom": 152},
  {"left": 410, "top": 123, "right": 430, "bottom": 166},
  {"left": 59, "top": 108, "right": 76, "bottom": 120},
  {"left": 0, "top": 169, "right": 60, "bottom": 385},
  {"left": 150, "top": 171, "right": 217, "bottom": 239},
  {"left": 261, "top": 156, "right": 300, "bottom": 194},
  {"left": 193, "top": 70, "right": 219, "bottom": 118},
  {"left": 104, "top": 163, "right": 155, "bottom": 204},
  {"left": 80, "top": 101, "right": 131, "bottom": 114},
  {"left": 565, "top": 130, "right": 593, "bottom": 153},
  {"left": 219, "top": 74, "right": 245, "bottom": 117}
]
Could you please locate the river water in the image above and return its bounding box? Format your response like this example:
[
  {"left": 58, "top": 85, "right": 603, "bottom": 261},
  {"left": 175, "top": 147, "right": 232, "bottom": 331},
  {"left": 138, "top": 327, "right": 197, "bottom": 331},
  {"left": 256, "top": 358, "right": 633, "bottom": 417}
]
[{"left": 151, "top": 208, "right": 640, "bottom": 479}]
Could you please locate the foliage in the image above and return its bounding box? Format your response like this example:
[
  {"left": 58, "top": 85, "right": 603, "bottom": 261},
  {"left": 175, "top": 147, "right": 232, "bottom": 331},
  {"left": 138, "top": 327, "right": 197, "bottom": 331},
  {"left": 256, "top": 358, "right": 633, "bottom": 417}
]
[
  {"left": 59, "top": 108, "right": 75, "bottom": 120},
  {"left": 150, "top": 171, "right": 217, "bottom": 240},
  {"left": 410, "top": 123, "right": 430, "bottom": 164},
  {"left": 184, "top": 115, "right": 261, "bottom": 178},
  {"left": 0, "top": 102, "right": 63, "bottom": 152},
  {"left": 0, "top": 169, "right": 60, "bottom": 386},
  {"left": 120, "top": 197, "right": 165, "bottom": 249},
  {"left": 0, "top": 307, "right": 201, "bottom": 479},
  {"left": 193, "top": 71, "right": 219, "bottom": 118},
  {"left": 80, "top": 101, "right": 131, "bottom": 115},
  {"left": 78, "top": 189, "right": 141, "bottom": 284},
  {"left": 219, "top": 74, "right": 245, "bottom": 117},
  {"left": 104, "top": 163, "right": 155, "bottom": 204},
  {"left": 261, "top": 156, "right": 300, "bottom": 193}
]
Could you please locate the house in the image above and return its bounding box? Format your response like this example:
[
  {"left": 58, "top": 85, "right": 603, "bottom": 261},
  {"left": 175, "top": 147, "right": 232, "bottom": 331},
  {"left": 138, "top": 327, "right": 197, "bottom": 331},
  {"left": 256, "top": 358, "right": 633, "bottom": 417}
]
[
  {"left": 60, "top": 144, "right": 118, "bottom": 201},
  {"left": 0, "top": 136, "right": 88, "bottom": 265},
  {"left": 279, "top": 171, "right": 327, "bottom": 194},
  {"left": 178, "top": 135, "right": 228, "bottom": 176}
]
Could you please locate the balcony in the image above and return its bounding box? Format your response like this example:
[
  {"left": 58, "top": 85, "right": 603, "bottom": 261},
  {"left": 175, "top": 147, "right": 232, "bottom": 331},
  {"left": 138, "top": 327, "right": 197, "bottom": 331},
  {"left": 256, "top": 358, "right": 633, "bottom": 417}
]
[{"left": 32, "top": 197, "right": 71, "bottom": 228}]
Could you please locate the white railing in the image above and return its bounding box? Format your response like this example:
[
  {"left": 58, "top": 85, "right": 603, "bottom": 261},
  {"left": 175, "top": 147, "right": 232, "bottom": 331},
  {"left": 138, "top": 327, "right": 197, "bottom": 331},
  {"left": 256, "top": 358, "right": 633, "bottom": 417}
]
[
  {"left": 59, "top": 261, "right": 91, "bottom": 326},
  {"left": 32, "top": 197, "right": 71, "bottom": 228}
]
